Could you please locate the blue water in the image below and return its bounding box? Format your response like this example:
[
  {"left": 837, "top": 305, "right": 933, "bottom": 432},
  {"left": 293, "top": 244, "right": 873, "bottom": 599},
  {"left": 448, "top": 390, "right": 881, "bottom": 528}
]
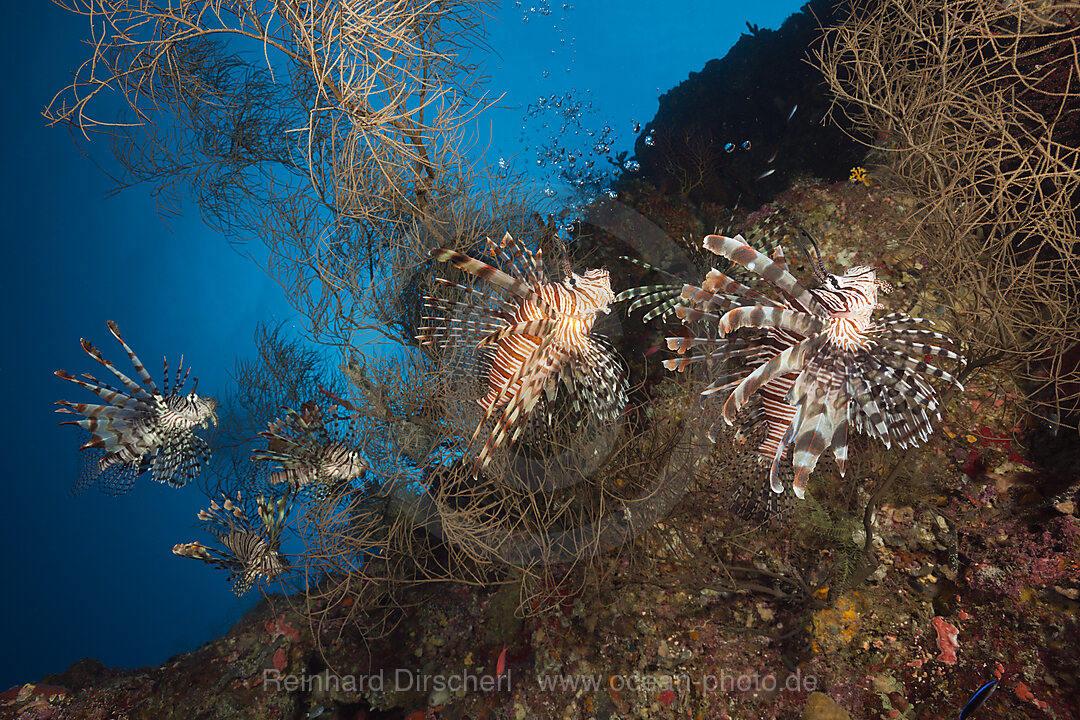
[{"left": 2, "top": 0, "right": 802, "bottom": 690}]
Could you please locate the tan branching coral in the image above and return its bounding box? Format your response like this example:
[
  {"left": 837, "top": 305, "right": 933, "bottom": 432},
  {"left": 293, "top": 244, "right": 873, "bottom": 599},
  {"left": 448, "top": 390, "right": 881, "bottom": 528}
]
[{"left": 815, "top": 0, "right": 1080, "bottom": 428}]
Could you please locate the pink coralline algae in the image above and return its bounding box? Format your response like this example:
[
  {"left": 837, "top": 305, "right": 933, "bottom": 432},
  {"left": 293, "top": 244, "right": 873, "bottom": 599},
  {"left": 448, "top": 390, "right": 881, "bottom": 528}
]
[
  {"left": 931, "top": 617, "right": 959, "bottom": 664},
  {"left": 273, "top": 647, "right": 288, "bottom": 672},
  {"left": 265, "top": 614, "right": 301, "bottom": 642}
]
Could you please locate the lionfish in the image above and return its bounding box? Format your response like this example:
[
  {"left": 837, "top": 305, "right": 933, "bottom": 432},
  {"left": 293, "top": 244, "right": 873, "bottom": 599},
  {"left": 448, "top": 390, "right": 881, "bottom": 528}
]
[
  {"left": 417, "top": 233, "right": 627, "bottom": 468},
  {"left": 173, "top": 492, "right": 290, "bottom": 596},
  {"left": 665, "top": 234, "right": 963, "bottom": 499},
  {"left": 251, "top": 402, "right": 367, "bottom": 494},
  {"left": 55, "top": 320, "right": 219, "bottom": 493}
]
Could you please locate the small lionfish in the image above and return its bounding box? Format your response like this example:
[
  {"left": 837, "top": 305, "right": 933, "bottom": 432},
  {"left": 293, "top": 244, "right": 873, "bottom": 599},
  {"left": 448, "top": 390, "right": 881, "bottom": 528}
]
[
  {"left": 666, "top": 234, "right": 963, "bottom": 498},
  {"left": 173, "top": 492, "right": 290, "bottom": 595},
  {"left": 417, "top": 233, "right": 627, "bottom": 468},
  {"left": 55, "top": 321, "right": 218, "bottom": 493},
  {"left": 251, "top": 402, "right": 367, "bottom": 493}
]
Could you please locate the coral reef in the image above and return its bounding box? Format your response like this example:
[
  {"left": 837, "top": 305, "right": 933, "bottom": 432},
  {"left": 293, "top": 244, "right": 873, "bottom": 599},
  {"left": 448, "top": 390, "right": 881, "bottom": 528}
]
[{"left": 13, "top": 173, "right": 1080, "bottom": 719}]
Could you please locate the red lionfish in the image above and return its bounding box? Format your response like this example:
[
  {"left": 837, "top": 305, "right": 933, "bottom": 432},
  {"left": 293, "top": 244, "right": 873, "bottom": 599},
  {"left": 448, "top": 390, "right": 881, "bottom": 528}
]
[
  {"left": 417, "top": 233, "right": 627, "bottom": 468},
  {"left": 173, "top": 492, "right": 290, "bottom": 595},
  {"left": 666, "top": 234, "right": 963, "bottom": 499},
  {"left": 251, "top": 402, "right": 368, "bottom": 494},
  {"left": 55, "top": 321, "right": 219, "bottom": 493}
]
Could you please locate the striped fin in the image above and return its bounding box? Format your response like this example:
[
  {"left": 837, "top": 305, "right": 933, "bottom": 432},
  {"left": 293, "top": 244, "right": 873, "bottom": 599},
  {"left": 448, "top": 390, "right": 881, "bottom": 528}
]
[
  {"left": 718, "top": 306, "right": 824, "bottom": 337},
  {"left": 105, "top": 320, "right": 160, "bottom": 395},
  {"left": 679, "top": 284, "right": 740, "bottom": 313},
  {"left": 663, "top": 343, "right": 775, "bottom": 372},
  {"left": 477, "top": 319, "right": 561, "bottom": 347},
  {"left": 702, "top": 234, "right": 826, "bottom": 317},
  {"left": 699, "top": 269, "right": 779, "bottom": 306},
  {"left": 875, "top": 312, "right": 936, "bottom": 329},
  {"left": 619, "top": 286, "right": 686, "bottom": 323},
  {"left": 571, "top": 336, "right": 626, "bottom": 422},
  {"left": 674, "top": 304, "right": 721, "bottom": 324},
  {"left": 831, "top": 413, "right": 849, "bottom": 476},
  {"left": 733, "top": 459, "right": 796, "bottom": 526},
  {"left": 771, "top": 244, "right": 789, "bottom": 273},
  {"left": 160, "top": 354, "right": 194, "bottom": 397},
  {"left": 617, "top": 284, "right": 678, "bottom": 304},
  {"left": 151, "top": 431, "right": 209, "bottom": 488},
  {"left": 850, "top": 383, "right": 893, "bottom": 448},
  {"left": 614, "top": 257, "right": 692, "bottom": 322},
  {"left": 722, "top": 334, "right": 829, "bottom": 424},
  {"left": 874, "top": 337, "right": 965, "bottom": 366},
  {"left": 489, "top": 232, "right": 548, "bottom": 288},
  {"left": 433, "top": 277, "right": 520, "bottom": 315},
  {"left": 788, "top": 400, "right": 832, "bottom": 499},
  {"left": 874, "top": 327, "right": 958, "bottom": 346},
  {"left": 764, "top": 244, "right": 820, "bottom": 313},
  {"left": 870, "top": 346, "right": 963, "bottom": 389},
  {"left": 666, "top": 336, "right": 726, "bottom": 353},
  {"left": 616, "top": 255, "right": 686, "bottom": 282},
  {"left": 431, "top": 248, "right": 553, "bottom": 315},
  {"left": 77, "top": 338, "right": 155, "bottom": 402},
  {"left": 476, "top": 340, "right": 569, "bottom": 467},
  {"left": 54, "top": 369, "right": 135, "bottom": 409}
]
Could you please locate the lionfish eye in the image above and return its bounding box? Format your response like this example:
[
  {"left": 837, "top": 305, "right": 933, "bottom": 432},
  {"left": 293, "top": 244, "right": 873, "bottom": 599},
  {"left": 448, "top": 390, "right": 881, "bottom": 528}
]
[
  {"left": 568, "top": 276, "right": 577, "bottom": 286},
  {"left": 828, "top": 275, "right": 840, "bottom": 288}
]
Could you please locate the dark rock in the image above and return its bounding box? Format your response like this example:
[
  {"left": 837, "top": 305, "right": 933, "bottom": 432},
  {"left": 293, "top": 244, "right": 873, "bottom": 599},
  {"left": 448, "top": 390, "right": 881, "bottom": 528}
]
[
  {"left": 40, "top": 657, "right": 111, "bottom": 692},
  {"left": 628, "top": 0, "right": 867, "bottom": 207}
]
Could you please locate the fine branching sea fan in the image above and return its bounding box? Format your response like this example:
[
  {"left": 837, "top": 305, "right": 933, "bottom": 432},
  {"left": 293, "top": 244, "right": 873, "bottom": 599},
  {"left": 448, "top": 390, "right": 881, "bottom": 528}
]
[
  {"left": 173, "top": 492, "right": 291, "bottom": 596},
  {"left": 55, "top": 320, "right": 219, "bottom": 494},
  {"left": 664, "top": 234, "right": 964, "bottom": 499},
  {"left": 417, "top": 232, "right": 628, "bottom": 469}
]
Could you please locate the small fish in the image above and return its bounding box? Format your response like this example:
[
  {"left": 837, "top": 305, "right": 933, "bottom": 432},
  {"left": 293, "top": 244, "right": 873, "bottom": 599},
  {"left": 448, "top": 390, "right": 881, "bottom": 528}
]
[
  {"left": 756, "top": 168, "right": 776, "bottom": 180},
  {"left": 767, "top": 150, "right": 778, "bottom": 164},
  {"left": 496, "top": 643, "right": 508, "bottom": 677},
  {"left": 787, "top": 104, "right": 798, "bottom": 122},
  {"left": 306, "top": 705, "right": 325, "bottom": 719},
  {"left": 959, "top": 679, "right": 999, "bottom": 719}
]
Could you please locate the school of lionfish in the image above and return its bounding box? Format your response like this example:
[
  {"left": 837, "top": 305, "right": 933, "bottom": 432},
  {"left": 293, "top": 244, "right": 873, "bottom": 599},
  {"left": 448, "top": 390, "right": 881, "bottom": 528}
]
[{"left": 55, "top": 229, "right": 961, "bottom": 595}]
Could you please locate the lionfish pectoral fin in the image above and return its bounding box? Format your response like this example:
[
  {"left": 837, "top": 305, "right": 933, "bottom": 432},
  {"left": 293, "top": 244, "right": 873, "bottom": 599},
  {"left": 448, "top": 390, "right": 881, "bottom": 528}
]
[
  {"left": 789, "top": 408, "right": 831, "bottom": 499},
  {"left": 768, "top": 436, "right": 788, "bottom": 495},
  {"left": 831, "top": 419, "right": 849, "bottom": 476},
  {"left": 702, "top": 234, "right": 824, "bottom": 317},
  {"left": 431, "top": 248, "right": 552, "bottom": 314},
  {"left": 723, "top": 335, "right": 825, "bottom": 425},
  {"left": 790, "top": 467, "right": 809, "bottom": 500}
]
